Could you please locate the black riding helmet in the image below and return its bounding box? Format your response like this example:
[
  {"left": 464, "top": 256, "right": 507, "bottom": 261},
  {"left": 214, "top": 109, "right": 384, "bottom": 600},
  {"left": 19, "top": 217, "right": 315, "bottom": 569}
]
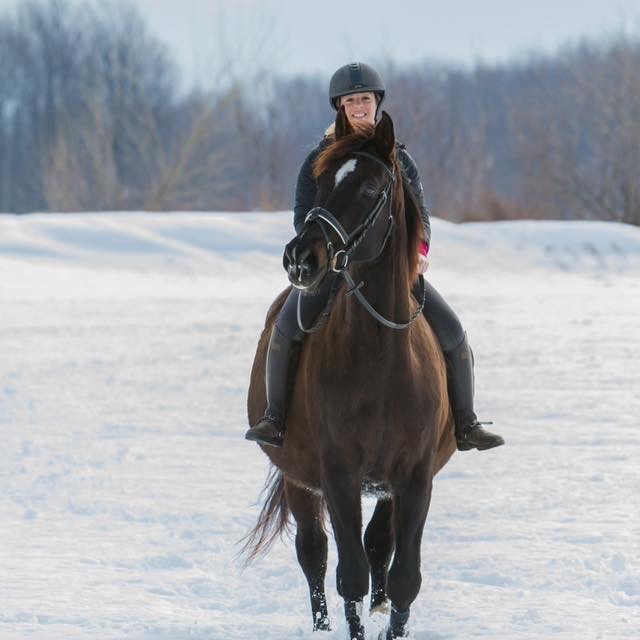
[{"left": 329, "top": 62, "right": 386, "bottom": 112}]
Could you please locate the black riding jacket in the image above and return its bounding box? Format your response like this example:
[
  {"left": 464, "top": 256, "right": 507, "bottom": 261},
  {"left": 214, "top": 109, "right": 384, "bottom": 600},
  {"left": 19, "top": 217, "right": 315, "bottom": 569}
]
[{"left": 293, "top": 137, "right": 432, "bottom": 246}]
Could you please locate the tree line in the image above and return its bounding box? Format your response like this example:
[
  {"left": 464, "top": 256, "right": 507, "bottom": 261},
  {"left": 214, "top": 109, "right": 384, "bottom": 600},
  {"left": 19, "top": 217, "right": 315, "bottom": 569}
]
[{"left": 1, "top": 0, "right": 638, "bottom": 226}]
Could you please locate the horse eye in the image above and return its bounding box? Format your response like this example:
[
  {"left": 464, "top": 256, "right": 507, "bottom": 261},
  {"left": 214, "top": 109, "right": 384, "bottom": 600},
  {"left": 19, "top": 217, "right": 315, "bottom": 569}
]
[{"left": 363, "top": 185, "right": 377, "bottom": 198}]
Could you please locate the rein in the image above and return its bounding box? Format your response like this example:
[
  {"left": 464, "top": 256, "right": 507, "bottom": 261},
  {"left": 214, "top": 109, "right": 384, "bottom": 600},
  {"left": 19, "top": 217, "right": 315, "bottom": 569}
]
[{"left": 297, "top": 151, "right": 426, "bottom": 333}]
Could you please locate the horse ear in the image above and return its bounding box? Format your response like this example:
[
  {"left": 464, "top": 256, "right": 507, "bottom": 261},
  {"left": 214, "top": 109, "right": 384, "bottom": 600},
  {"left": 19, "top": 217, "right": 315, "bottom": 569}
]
[
  {"left": 374, "top": 111, "right": 395, "bottom": 159},
  {"left": 335, "top": 106, "right": 354, "bottom": 139}
]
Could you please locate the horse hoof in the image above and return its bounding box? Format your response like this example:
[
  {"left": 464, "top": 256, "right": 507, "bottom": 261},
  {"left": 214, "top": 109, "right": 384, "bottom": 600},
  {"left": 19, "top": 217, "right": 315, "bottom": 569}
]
[
  {"left": 313, "top": 617, "right": 331, "bottom": 632},
  {"left": 380, "top": 627, "right": 409, "bottom": 640},
  {"left": 370, "top": 600, "right": 390, "bottom": 615}
]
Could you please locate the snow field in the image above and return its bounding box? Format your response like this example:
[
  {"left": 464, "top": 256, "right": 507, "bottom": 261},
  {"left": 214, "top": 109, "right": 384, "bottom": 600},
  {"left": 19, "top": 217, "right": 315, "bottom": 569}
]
[{"left": 0, "top": 212, "right": 639, "bottom": 639}]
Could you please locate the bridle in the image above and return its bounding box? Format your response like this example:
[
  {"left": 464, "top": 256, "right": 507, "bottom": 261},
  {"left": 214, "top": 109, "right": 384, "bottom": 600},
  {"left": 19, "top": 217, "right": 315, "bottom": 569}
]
[
  {"left": 295, "top": 150, "right": 426, "bottom": 333},
  {"left": 303, "top": 151, "right": 395, "bottom": 273}
]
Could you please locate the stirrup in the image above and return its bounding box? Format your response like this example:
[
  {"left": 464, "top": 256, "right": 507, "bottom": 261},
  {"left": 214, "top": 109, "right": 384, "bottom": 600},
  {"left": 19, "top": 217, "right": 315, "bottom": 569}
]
[
  {"left": 245, "top": 414, "right": 284, "bottom": 448},
  {"left": 456, "top": 419, "right": 504, "bottom": 452}
]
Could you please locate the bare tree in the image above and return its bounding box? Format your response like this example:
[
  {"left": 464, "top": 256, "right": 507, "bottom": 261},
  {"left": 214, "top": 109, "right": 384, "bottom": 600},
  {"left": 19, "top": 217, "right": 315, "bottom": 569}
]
[
  {"left": 3, "top": 0, "right": 640, "bottom": 225},
  {"left": 0, "top": 20, "right": 18, "bottom": 211},
  {"left": 510, "top": 37, "right": 640, "bottom": 226},
  {"left": 39, "top": 0, "right": 256, "bottom": 212},
  {"left": 382, "top": 62, "right": 491, "bottom": 221}
]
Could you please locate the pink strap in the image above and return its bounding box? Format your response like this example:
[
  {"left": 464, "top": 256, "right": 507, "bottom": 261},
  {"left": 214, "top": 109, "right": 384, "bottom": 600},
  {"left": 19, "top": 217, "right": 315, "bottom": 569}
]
[{"left": 420, "top": 241, "right": 429, "bottom": 256}]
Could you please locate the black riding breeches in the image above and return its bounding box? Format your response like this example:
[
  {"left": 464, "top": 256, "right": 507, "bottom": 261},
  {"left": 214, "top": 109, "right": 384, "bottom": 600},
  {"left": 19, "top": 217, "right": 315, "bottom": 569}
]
[
  {"left": 412, "top": 280, "right": 465, "bottom": 353},
  {"left": 276, "top": 275, "right": 465, "bottom": 355}
]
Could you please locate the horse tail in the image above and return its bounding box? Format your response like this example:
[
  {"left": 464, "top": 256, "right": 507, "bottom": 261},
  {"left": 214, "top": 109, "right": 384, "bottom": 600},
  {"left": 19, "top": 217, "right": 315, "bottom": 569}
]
[{"left": 240, "top": 466, "right": 291, "bottom": 564}]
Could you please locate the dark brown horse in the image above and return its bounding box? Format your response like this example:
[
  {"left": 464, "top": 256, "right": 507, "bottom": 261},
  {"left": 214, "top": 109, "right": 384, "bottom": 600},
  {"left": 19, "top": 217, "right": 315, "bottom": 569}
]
[{"left": 246, "top": 109, "right": 456, "bottom": 639}]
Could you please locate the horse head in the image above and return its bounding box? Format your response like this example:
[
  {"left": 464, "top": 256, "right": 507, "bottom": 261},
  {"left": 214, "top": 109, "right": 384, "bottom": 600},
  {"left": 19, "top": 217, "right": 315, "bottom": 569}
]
[{"left": 285, "top": 108, "right": 398, "bottom": 292}]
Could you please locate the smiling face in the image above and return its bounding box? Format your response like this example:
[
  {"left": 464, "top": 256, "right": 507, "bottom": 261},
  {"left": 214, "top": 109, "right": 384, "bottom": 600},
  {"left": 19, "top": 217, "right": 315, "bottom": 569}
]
[{"left": 339, "top": 91, "right": 377, "bottom": 127}]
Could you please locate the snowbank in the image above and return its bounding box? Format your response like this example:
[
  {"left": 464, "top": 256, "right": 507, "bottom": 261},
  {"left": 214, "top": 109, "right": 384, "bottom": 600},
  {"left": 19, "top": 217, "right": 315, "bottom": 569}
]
[{"left": 0, "top": 211, "right": 638, "bottom": 639}]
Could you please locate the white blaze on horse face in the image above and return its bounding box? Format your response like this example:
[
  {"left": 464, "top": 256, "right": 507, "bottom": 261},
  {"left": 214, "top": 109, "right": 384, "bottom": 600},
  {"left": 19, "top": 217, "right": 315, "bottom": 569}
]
[{"left": 335, "top": 159, "right": 357, "bottom": 188}]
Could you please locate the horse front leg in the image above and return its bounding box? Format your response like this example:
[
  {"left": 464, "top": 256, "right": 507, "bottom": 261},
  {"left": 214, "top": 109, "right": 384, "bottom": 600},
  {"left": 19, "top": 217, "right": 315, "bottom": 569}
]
[
  {"left": 384, "top": 462, "right": 434, "bottom": 640},
  {"left": 364, "top": 498, "right": 394, "bottom": 614},
  {"left": 322, "top": 458, "right": 369, "bottom": 640},
  {"left": 285, "top": 480, "right": 331, "bottom": 632}
]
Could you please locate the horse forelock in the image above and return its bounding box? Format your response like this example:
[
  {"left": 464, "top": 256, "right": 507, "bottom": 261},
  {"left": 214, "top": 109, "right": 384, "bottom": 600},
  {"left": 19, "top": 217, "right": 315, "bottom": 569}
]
[{"left": 312, "top": 125, "right": 376, "bottom": 179}]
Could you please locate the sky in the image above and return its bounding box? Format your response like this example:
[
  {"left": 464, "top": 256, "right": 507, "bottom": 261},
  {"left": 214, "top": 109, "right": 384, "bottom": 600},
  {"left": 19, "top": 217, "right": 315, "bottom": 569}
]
[{"left": 2, "top": 0, "right": 640, "bottom": 85}]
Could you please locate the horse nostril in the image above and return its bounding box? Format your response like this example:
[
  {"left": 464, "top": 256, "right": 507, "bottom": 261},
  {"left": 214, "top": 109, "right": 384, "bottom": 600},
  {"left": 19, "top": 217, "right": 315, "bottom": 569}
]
[
  {"left": 298, "top": 249, "right": 317, "bottom": 276},
  {"left": 283, "top": 237, "right": 299, "bottom": 272}
]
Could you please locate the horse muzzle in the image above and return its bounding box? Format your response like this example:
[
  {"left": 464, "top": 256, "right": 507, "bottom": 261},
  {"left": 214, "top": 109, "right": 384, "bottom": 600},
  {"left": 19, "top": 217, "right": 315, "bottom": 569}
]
[{"left": 284, "top": 237, "right": 325, "bottom": 291}]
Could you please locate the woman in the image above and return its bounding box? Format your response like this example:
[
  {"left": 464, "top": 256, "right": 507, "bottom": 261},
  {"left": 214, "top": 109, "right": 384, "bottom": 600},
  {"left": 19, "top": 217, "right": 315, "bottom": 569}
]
[{"left": 245, "top": 62, "right": 504, "bottom": 452}]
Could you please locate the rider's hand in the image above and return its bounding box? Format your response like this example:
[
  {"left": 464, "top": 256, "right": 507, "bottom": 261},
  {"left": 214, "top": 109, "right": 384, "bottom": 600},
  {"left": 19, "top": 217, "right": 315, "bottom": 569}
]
[{"left": 417, "top": 253, "right": 429, "bottom": 275}]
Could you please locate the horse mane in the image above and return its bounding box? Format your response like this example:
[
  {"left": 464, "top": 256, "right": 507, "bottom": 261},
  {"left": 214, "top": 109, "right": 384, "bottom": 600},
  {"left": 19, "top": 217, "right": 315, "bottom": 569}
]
[
  {"left": 400, "top": 170, "right": 425, "bottom": 286},
  {"left": 313, "top": 123, "right": 376, "bottom": 178}
]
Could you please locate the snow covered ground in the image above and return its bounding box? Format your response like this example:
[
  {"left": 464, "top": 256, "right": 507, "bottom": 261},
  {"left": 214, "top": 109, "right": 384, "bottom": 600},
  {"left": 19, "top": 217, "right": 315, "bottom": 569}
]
[{"left": 1, "top": 212, "right": 639, "bottom": 639}]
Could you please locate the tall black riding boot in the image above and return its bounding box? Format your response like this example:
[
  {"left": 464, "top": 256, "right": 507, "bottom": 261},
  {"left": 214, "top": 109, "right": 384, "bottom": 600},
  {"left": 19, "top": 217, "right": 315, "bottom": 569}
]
[
  {"left": 245, "top": 325, "right": 301, "bottom": 448},
  {"left": 446, "top": 333, "right": 505, "bottom": 451}
]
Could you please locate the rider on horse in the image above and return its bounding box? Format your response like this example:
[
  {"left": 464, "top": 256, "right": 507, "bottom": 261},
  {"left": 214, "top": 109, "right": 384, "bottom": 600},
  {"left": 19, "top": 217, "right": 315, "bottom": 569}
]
[{"left": 245, "top": 62, "right": 504, "bottom": 453}]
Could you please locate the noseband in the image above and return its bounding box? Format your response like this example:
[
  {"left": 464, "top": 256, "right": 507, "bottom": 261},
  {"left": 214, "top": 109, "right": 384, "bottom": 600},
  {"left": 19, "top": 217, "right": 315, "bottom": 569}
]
[{"left": 296, "top": 151, "right": 426, "bottom": 333}]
